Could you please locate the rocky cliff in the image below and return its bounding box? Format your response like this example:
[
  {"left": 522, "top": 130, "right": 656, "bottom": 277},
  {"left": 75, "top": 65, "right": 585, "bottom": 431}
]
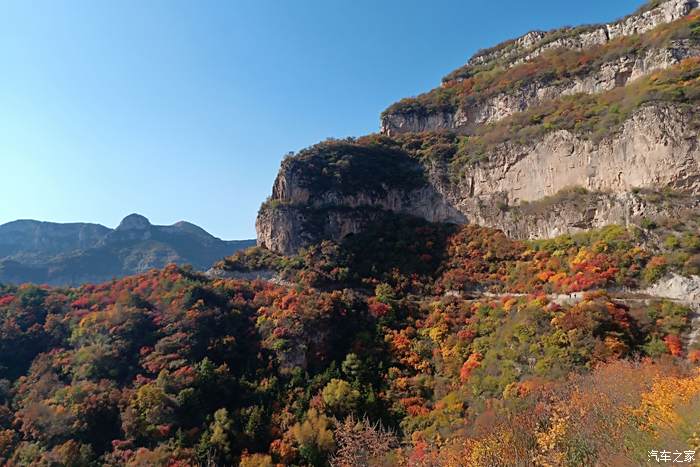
[
  {"left": 256, "top": 139, "right": 466, "bottom": 253},
  {"left": 440, "top": 103, "right": 700, "bottom": 205},
  {"left": 381, "top": 2, "right": 700, "bottom": 135},
  {"left": 257, "top": 0, "right": 700, "bottom": 255},
  {"left": 468, "top": 0, "right": 698, "bottom": 70},
  {"left": 381, "top": 40, "right": 700, "bottom": 135}
]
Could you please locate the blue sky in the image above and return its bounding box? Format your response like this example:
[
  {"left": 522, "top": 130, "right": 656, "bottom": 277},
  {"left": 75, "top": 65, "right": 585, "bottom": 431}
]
[{"left": 0, "top": 0, "right": 642, "bottom": 239}]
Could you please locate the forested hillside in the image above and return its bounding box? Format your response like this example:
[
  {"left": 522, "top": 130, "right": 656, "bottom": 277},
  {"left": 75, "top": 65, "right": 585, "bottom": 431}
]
[{"left": 0, "top": 217, "right": 698, "bottom": 465}]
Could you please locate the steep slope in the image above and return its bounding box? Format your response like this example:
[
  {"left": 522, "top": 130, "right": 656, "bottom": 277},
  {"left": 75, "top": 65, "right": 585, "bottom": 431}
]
[
  {"left": 381, "top": 0, "right": 700, "bottom": 135},
  {"left": 258, "top": 0, "right": 700, "bottom": 254},
  {"left": 0, "top": 214, "right": 254, "bottom": 285},
  {"left": 3, "top": 216, "right": 697, "bottom": 465},
  {"left": 256, "top": 140, "right": 465, "bottom": 254}
]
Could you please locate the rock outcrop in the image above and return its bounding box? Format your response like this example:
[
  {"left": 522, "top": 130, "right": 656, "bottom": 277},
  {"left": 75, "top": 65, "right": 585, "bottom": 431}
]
[
  {"left": 256, "top": 142, "right": 466, "bottom": 254},
  {"left": 645, "top": 272, "right": 700, "bottom": 302},
  {"left": 257, "top": 0, "right": 700, "bottom": 255},
  {"left": 381, "top": 2, "right": 700, "bottom": 136},
  {"left": 437, "top": 104, "right": 700, "bottom": 207},
  {"left": 645, "top": 272, "right": 700, "bottom": 346},
  {"left": 468, "top": 0, "right": 698, "bottom": 70},
  {"left": 384, "top": 40, "right": 700, "bottom": 135},
  {"left": 461, "top": 190, "right": 700, "bottom": 240}
]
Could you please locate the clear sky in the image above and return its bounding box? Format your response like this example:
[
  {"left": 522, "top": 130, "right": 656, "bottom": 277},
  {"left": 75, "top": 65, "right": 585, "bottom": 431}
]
[{"left": 1, "top": 0, "right": 643, "bottom": 239}]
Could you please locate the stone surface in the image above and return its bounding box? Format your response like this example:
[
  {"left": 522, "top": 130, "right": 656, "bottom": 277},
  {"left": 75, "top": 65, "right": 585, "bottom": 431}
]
[
  {"left": 441, "top": 104, "right": 700, "bottom": 206},
  {"left": 116, "top": 213, "right": 151, "bottom": 231},
  {"left": 382, "top": 0, "right": 700, "bottom": 136},
  {"left": 645, "top": 273, "right": 700, "bottom": 302},
  {"left": 381, "top": 40, "right": 700, "bottom": 136},
  {"left": 260, "top": 103, "right": 700, "bottom": 253},
  {"left": 468, "top": 0, "right": 697, "bottom": 70},
  {"left": 645, "top": 273, "right": 700, "bottom": 346}
]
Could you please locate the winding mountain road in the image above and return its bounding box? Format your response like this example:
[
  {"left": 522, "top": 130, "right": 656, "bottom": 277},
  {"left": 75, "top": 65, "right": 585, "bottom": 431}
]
[{"left": 478, "top": 273, "right": 700, "bottom": 348}]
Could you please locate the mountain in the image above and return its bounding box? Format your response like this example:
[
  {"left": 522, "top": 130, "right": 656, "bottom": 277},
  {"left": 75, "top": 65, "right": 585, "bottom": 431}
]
[
  {"left": 2, "top": 2, "right": 700, "bottom": 466},
  {"left": 0, "top": 214, "right": 255, "bottom": 285},
  {"left": 257, "top": 0, "right": 700, "bottom": 254}
]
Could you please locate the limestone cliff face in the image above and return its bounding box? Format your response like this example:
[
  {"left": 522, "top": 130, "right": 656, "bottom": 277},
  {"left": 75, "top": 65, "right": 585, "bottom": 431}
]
[
  {"left": 468, "top": 0, "right": 697, "bottom": 70},
  {"left": 381, "top": 0, "right": 700, "bottom": 136},
  {"left": 267, "top": 157, "right": 463, "bottom": 221},
  {"left": 256, "top": 146, "right": 466, "bottom": 254},
  {"left": 259, "top": 105, "right": 699, "bottom": 253},
  {"left": 381, "top": 41, "right": 700, "bottom": 135},
  {"left": 414, "top": 103, "right": 700, "bottom": 238},
  {"left": 257, "top": 0, "right": 700, "bottom": 255},
  {"left": 441, "top": 104, "right": 700, "bottom": 206},
  {"left": 464, "top": 190, "right": 699, "bottom": 240},
  {"left": 257, "top": 204, "right": 391, "bottom": 255}
]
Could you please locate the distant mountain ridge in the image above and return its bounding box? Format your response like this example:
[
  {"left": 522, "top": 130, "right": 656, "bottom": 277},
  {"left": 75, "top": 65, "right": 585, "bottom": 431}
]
[{"left": 0, "top": 214, "right": 255, "bottom": 285}]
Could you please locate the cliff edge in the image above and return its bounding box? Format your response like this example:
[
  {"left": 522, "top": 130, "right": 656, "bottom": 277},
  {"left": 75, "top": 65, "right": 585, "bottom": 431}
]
[{"left": 258, "top": 0, "right": 700, "bottom": 254}]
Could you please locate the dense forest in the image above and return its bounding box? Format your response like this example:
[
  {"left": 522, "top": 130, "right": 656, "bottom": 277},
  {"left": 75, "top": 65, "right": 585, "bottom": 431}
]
[{"left": 0, "top": 215, "right": 698, "bottom": 466}]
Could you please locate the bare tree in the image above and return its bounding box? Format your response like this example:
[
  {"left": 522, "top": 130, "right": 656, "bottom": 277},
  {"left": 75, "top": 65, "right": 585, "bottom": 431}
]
[{"left": 330, "top": 416, "right": 398, "bottom": 467}]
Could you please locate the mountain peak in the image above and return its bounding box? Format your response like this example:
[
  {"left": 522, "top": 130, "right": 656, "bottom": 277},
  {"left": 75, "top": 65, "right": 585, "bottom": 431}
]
[
  {"left": 171, "top": 220, "right": 213, "bottom": 237},
  {"left": 116, "top": 213, "right": 151, "bottom": 231}
]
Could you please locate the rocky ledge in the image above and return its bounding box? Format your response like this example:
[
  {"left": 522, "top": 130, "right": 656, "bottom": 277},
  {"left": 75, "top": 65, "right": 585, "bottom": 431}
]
[
  {"left": 468, "top": 0, "right": 698, "bottom": 70},
  {"left": 381, "top": 1, "right": 700, "bottom": 136}
]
